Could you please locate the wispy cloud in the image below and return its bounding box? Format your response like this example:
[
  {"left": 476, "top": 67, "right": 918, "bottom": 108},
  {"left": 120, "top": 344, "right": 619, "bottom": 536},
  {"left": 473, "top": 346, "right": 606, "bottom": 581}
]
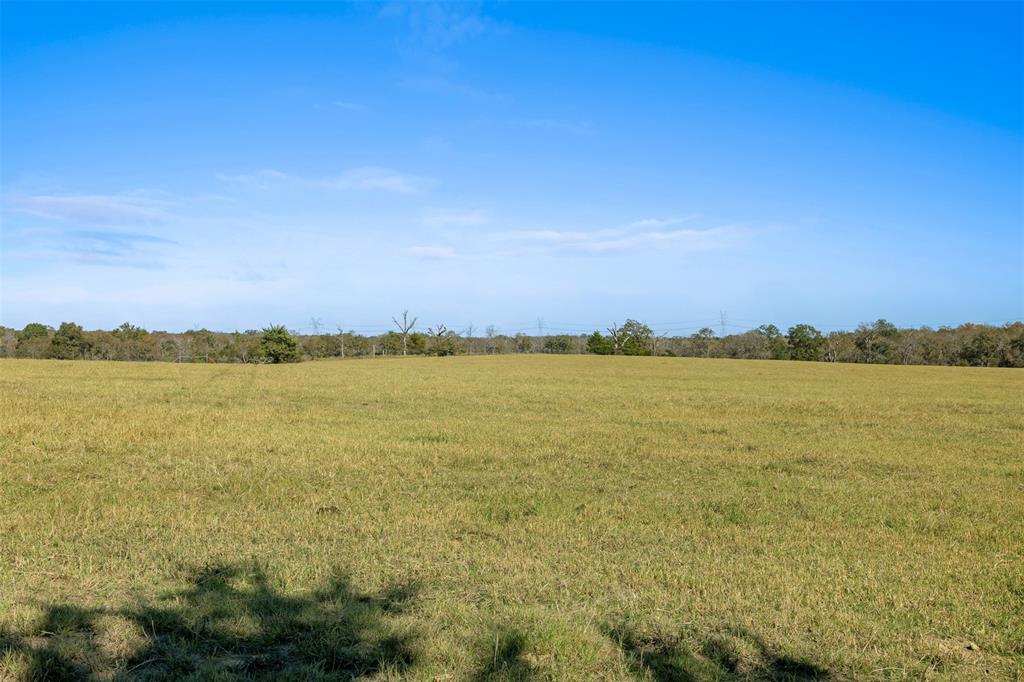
[
  {"left": 382, "top": 2, "right": 491, "bottom": 50},
  {"left": 6, "top": 193, "right": 173, "bottom": 225},
  {"left": 328, "top": 167, "right": 427, "bottom": 194},
  {"left": 627, "top": 216, "right": 698, "bottom": 229},
  {"left": 491, "top": 217, "right": 746, "bottom": 254},
  {"left": 214, "top": 169, "right": 292, "bottom": 186},
  {"left": 8, "top": 227, "right": 179, "bottom": 268},
  {"left": 217, "top": 167, "right": 430, "bottom": 194},
  {"left": 572, "top": 225, "right": 746, "bottom": 253},
  {"left": 422, "top": 208, "right": 486, "bottom": 227}
]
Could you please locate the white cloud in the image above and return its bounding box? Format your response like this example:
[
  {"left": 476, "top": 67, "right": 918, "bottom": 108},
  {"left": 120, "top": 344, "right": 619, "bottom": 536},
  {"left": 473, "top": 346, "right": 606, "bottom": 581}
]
[
  {"left": 6, "top": 193, "right": 173, "bottom": 225},
  {"left": 627, "top": 216, "right": 697, "bottom": 230},
  {"left": 217, "top": 167, "right": 429, "bottom": 194},
  {"left": 327, "top": 167, "right": 427, "bottom": 194},
  {"left": 490, "top": 219, "right": 748, "bottom": 255},
  {"left": 574, "top": 225, "right": 746, "bottom": 253}
]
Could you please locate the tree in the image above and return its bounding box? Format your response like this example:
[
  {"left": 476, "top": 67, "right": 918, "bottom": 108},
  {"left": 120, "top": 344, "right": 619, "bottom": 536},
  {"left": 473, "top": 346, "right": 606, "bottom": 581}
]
[
  {"left": 722, "top": 330, "right": 770, "bottom": 359},
  {"left": 620, "top": 319, "right": 653, "bottom": 356},
  {"left": 224, "top": 331, "right": 261, "bottom": 363},
  {"left": 606, "top": 323, "right": 626, "bottom": 354},
  {"left": 854, "top": 319, "right": 900, "bottom": 364},
  {"left": 260, "top": 325, "right": 299, "bottom": 363},
  {"left": 427, "top": 324, "right": 462, "bottom": 356},
  {"left": 586, "top": 331, "right": 614, "bottom": 355},
  {"left": 960, "top": 329, "right": 1000, "bottom": 367},
  {"left": 18, "top": 322, "right": 49, "bottom": 342},
  {"left": 50, "top": 322, "right": 85, "bottom": 359},
  {"left": 690, "top": 327, "right": 717, "bottom": 358},
  {"left": 302, "top": 334, "right": 337, "bottom": 359},
  {"left": 755, "top": 324, "right": 789, "bottom": 360},
  {"left": 379, "top": 331, "right": 403, "bottom": 355},
  {"left": 407, "top": 331, "right": 427, "bottom": 354},
  {"left": 184, "top": 328, "right": 217, "bottom": 361},
  {"left": 112, "top": 322, "right": 152, "bottom": 360},
  {"left": 543, "top": 335, "right": 572, "bottom": 354},
  {"left": 787, "top": 324, "right": 826, "bottom": 361},
  {"left": 15, "top": 323, "right": 51, "bottom": 358},
  {"left": 392, "top": 310, "right": 417, "bottom": 356}
]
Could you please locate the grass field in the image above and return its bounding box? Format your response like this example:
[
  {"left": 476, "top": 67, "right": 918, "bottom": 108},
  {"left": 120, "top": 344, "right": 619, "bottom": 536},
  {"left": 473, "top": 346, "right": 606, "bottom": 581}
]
[{"left": 1, "top": 356, "right": 1021, "bottom": 681}]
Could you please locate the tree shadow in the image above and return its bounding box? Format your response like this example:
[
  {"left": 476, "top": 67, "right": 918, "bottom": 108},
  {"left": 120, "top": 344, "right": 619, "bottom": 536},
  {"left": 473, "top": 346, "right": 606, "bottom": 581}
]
[
  {"left": 1, "top": 563, "right": 418, "bottom": 680},
  {"left": 608, "top": 622, "right": 834, "bottom": 682},
  {"left": 473, "top": 628, "right": 536, "bottom": 681}
]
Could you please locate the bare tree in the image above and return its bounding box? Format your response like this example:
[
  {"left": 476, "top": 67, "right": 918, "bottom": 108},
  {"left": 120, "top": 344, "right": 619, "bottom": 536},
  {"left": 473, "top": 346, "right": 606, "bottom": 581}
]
[
  {"left": 392, "top": 310, "right": 417, "bottom": 356},
  {"left": 310, "top": 316, "right": 323, "bottom": 333},
  {"left": 607, "top": 323, "right": 625, "bottom": 355},
  {"left": 651, "top": 332, "right": 668, "bottom": 356}
]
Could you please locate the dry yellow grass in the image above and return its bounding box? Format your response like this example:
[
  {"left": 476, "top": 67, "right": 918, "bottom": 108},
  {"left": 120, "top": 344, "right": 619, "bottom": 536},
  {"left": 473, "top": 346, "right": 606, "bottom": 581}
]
[{"left": 1, "top": 356, "right": 1021, "bottom": 680}]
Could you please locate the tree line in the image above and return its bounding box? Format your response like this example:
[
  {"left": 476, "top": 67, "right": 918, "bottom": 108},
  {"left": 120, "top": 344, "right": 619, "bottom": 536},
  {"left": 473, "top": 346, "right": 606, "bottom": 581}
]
[{"left": 2, "top": 317, "right": 1022, "bottom": 367}]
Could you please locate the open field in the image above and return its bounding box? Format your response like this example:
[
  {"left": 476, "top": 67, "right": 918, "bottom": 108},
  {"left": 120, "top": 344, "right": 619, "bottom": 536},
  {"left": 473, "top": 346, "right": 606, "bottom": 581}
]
[{"left": 1, "top": 356, "right": 1021, "bottom": 681}]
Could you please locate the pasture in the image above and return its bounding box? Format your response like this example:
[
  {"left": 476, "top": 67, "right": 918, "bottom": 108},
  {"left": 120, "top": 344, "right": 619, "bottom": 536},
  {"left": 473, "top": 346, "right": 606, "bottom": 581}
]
[{"left": 1, "top": 356, "right": 1021, "bottom": 680}]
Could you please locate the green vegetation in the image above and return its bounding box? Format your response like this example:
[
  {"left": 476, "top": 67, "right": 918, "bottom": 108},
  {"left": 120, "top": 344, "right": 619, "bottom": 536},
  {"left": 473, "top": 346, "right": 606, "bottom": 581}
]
[
  {"left": 3, "top": 319, "right": 1024, "bottom": 367},
  {"left": 259, "top": 325, "right": 300, "bottom": 364},
  {"left": 1, "top": 356, "right": 1021, "bottom": 680}
]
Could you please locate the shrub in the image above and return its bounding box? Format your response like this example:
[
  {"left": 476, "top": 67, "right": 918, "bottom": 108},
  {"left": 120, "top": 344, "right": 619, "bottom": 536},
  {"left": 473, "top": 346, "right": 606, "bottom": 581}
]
[{"left": 260, "top": 325, "right": 300, "bottom": 363}]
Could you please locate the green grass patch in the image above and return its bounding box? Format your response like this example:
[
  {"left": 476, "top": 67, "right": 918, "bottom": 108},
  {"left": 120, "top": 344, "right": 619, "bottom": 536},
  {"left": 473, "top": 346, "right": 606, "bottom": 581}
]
[{"left": 1, "top": 356, "right": 1021, "bottom": 680}]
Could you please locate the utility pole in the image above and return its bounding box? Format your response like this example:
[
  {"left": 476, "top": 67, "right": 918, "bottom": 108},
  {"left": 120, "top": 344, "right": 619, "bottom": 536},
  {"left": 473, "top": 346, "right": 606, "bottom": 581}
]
[{"left": 720, "top": 310, "right": 728, "bottom": 338}]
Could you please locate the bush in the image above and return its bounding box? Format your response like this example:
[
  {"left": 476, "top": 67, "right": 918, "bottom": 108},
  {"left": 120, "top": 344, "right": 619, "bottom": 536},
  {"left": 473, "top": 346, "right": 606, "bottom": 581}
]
[
  {"left": 260, "top": 325, "right": 300, "bottom": 363},
  {"left": 586, "top": 331, "right": 614, "bottom": 355},
  {"left": 543, "top": 335, "right": 573, "bottom": 354}
]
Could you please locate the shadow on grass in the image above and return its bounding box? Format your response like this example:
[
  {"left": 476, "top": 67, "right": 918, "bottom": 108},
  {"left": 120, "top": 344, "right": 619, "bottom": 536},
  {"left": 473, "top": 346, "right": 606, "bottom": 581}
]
[
  {"left": 473, "top": 629, "right": 536, "bottom": 681},
  {"left": 0, "top": 563, "right": 418, "bottom": 681},
  {"left": 608, "top": 623, "right": 833, "bottom": 682}
]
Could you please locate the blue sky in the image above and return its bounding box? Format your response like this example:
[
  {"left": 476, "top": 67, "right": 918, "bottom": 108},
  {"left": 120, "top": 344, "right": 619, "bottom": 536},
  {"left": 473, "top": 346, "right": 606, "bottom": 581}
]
[{"left": 2, "top": 1, "right": 1021, "bottom": 335}]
